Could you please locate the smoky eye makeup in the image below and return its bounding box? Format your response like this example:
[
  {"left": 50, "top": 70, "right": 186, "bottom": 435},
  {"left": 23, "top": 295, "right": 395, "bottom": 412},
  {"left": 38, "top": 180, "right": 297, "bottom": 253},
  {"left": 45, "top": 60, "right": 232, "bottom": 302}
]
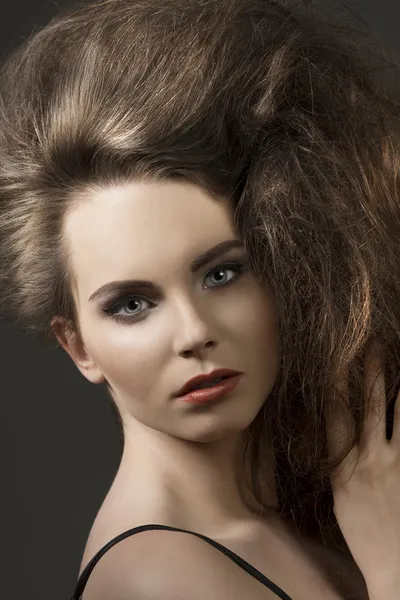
[{"left": 100, "top": 253, "right": 252, "bottom": 323}]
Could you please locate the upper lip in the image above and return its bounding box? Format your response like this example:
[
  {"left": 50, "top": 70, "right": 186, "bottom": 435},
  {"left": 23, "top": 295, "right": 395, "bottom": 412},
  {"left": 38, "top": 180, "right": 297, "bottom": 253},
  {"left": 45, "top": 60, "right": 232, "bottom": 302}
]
[{"left": 175, "top": 368, "right": 243, "bottom": 397}]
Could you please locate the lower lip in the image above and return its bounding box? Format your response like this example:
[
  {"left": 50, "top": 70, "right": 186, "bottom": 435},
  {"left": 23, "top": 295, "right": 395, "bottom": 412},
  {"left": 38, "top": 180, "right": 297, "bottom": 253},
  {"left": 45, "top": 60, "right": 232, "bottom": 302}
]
[{"left": 178, "top": 374, "right": 243, "bottom": 405}]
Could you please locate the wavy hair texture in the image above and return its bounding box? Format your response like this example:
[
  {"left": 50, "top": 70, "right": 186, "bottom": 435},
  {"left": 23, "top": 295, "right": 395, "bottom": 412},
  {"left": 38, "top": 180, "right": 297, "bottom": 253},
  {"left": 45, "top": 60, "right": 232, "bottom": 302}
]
[{"left": 1, "top": 0, "right": 400, "bottom": 593}]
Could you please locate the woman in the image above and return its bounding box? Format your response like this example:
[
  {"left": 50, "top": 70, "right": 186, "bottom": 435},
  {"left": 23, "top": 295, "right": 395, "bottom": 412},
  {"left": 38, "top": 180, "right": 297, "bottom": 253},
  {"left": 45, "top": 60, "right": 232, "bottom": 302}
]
[{"left": 0, "top": 1, "right": 399, "bottom": 598}]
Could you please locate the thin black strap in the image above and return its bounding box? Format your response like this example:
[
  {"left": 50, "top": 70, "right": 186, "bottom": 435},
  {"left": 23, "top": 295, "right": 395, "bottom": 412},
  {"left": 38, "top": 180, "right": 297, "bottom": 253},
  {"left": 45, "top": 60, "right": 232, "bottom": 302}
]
[{"left": 71, "top": 523, "right": 293, "bottom": 600}]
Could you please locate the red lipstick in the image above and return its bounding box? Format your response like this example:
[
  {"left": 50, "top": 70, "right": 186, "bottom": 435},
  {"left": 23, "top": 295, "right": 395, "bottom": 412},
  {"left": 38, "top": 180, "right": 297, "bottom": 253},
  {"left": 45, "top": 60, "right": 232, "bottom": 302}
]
[{"left": 175, "top": 369, "right": 243, "bottom": 405}]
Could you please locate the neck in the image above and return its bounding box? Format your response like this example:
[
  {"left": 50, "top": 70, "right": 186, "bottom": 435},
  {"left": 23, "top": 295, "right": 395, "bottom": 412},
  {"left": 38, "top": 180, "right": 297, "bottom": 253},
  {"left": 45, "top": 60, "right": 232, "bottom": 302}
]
[{"left": 111, "top": 417, "right": 278, "bottom": 537}]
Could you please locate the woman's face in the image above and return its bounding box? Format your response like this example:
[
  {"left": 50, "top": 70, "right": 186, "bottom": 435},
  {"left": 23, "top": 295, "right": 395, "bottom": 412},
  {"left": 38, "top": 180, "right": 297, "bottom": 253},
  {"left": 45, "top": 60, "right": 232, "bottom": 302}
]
[{"left": 56, "top": 179, "right": 281, "bottom": 443}]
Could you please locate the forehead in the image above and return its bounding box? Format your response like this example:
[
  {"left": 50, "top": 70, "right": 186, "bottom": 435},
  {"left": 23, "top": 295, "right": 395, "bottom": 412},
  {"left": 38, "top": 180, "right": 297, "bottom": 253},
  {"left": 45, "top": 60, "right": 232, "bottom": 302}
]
[{"left": 65, "top": 180, "right": 239, "bottom": 296}]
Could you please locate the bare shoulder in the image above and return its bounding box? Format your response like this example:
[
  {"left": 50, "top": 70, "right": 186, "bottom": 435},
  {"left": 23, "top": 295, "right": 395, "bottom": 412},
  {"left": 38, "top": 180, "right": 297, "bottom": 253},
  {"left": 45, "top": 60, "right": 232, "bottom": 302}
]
[{"left": 81, "top": 527, "right": 272, "bottom": 600}]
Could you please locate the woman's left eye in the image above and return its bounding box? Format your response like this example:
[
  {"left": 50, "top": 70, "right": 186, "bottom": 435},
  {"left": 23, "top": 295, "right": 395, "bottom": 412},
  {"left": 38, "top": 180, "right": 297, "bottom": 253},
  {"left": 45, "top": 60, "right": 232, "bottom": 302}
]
[
  {"left": 203, "top": 262, "right": 246, "bottom": 288},
  {"left": 104, "top": 260, "right": 249, "bottom": 323}
]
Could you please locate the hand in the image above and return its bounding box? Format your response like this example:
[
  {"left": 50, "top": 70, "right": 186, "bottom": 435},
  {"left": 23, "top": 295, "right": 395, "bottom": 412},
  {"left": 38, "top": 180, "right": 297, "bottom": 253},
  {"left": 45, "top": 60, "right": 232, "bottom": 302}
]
[{"left": 325, "top": 342, "right": 400, "bottom": 592}]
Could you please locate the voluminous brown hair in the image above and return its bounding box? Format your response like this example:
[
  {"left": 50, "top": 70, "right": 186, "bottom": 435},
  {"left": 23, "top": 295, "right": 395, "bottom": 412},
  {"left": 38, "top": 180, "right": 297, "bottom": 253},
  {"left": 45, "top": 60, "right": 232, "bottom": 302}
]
[{"left": 1, "top": 0, "right": 400, "bottom": 594}]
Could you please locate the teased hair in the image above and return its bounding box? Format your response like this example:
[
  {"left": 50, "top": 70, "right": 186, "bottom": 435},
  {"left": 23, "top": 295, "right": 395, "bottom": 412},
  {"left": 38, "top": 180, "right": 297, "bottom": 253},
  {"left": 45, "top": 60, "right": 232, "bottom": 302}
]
[{"left": 1, "top": 0, "right": 400, "bottom": 593}]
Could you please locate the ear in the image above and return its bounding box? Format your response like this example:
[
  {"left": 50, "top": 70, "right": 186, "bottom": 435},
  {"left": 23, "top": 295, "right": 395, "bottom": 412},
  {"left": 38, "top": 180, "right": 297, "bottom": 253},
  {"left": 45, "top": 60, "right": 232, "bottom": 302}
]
[{"left": 50, "top": 316, "right": 105, "bottom": 385}]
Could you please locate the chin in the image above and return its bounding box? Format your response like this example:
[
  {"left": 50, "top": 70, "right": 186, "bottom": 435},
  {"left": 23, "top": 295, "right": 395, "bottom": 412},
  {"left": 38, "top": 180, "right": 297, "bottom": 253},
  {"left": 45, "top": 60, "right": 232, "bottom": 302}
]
[{"left": 177, "top": 416, "right": 255, "bottom": 444}]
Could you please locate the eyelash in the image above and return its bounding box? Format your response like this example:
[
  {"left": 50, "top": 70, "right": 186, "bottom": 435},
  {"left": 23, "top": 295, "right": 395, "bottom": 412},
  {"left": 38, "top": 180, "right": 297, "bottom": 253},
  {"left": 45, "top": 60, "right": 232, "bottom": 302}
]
[{"left": 103, "top": 260, "right": 249, "bottom": 324}]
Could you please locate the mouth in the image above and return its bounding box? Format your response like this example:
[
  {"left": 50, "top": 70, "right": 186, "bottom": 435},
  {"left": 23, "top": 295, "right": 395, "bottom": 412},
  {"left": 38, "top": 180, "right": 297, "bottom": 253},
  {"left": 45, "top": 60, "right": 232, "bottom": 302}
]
[
  {"left": 188, "top": 376, "right": 231, "bottom": 391},
  {"left": 177, "top": 373, "right": 244, "bottom": 405},
  {"left": 175, "top": 369, "right": 243, "bottom": 398}
]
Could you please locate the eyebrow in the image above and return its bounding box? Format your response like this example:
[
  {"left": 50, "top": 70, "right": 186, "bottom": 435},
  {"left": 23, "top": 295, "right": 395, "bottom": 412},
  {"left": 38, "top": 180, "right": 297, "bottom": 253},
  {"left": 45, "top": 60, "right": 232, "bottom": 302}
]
[{"left": 88, "top": 239, "right": 245, "bottom": 302}]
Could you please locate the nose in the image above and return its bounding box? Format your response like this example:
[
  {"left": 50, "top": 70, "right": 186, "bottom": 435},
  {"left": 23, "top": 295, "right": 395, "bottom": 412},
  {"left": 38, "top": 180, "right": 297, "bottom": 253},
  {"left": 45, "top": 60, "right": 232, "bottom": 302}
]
[
  {"left": 180, "top": 338, "right": 216, "bottom": 359},
  {"left": 171, "top": 295, "right": 218, "bottom": 358}
]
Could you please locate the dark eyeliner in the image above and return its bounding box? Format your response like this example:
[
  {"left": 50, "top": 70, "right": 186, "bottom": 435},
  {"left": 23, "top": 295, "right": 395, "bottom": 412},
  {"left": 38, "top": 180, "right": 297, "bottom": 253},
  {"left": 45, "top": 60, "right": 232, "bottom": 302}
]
[{"left": 103, "top": 258, "right": 250, "bottom": 324}]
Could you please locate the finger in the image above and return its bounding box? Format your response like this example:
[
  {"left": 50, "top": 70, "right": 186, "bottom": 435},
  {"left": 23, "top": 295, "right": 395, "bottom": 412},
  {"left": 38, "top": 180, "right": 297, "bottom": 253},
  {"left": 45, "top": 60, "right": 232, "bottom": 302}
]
[
  {"left": 361, "top": 343, "right": 387, "bottom": 454},
  {"left": 325, "top": 367, "right": 353, "bottom": 464},
  {"left": 391, "top": 385, "right": 400, "bottom": 446}
]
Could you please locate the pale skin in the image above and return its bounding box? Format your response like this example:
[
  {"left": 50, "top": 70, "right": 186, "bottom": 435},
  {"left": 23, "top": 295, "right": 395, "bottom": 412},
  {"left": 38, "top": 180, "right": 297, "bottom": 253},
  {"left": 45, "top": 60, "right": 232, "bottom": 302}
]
[
  {"left": 325, "top": 343, "right": 400, "bottom": 597},
  {"left": 52, "top": 179, "right": 284, "bottom": 542},
  {"left": 52, "top": 179, "right": 400, "bottom": 598}
]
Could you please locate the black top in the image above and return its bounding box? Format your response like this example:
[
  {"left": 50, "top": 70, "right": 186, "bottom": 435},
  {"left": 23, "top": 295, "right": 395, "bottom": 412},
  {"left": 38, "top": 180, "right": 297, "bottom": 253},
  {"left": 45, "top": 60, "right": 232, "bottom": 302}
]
[{"left": 70, "top": 523, "right": 293, "bottom": 600}]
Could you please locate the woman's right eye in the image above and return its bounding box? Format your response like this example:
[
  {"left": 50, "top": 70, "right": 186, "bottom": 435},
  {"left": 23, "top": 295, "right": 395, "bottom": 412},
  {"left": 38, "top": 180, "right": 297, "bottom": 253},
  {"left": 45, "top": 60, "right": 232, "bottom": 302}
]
[{"left": 103, "top": 296, "right": 153, "bottom": 323}]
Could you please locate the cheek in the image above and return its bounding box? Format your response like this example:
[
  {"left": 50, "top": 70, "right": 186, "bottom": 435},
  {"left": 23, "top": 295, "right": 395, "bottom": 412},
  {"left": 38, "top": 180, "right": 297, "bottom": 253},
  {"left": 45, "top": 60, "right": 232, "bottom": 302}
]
[
  {"left": 232, "top": 286, "right": 279, "bottom": 344},
  {"left": 235, "top": 289, "right": 281, "bottom": 382},
  {"left": 86, "top": 331, "right": 163, "bottom": 399}
]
